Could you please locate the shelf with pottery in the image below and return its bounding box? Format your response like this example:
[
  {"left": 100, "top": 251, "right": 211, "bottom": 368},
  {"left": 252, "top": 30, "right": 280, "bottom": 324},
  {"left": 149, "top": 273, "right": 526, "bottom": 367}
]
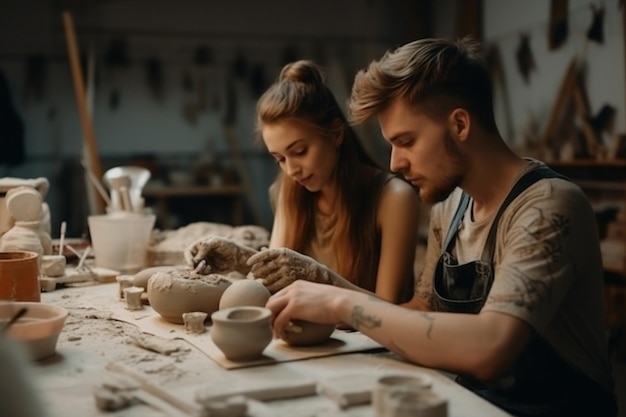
[{"left": 142, "top": 184, "right": 247, "bottom": 230}]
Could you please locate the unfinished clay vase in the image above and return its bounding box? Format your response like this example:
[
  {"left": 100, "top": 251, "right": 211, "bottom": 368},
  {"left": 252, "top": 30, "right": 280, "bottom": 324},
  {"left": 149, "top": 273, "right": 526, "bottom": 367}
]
[
  {"left": 218, "top": 278, "right": 271, "bottom": 310},
  {"left": 210, "top": 306, "right": 272, "bottom": 361},
  {"left": 281, "top": 320, "right": 335, "bottom": 347},
  {"left": 147, "top": 267, "right": 231, "bottom": 324}
]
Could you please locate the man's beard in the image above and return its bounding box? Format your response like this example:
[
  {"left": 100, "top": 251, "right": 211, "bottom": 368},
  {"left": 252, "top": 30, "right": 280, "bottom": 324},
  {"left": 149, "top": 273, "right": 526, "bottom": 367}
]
[{"left": 419, "top": 131, "right": 466, "bottom": 205}]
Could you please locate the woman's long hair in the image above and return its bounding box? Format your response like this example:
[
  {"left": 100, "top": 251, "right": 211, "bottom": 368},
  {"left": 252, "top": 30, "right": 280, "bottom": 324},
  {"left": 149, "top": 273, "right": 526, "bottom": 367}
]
[{"left": 256, "top": 60, "right": 383, "bottom": 289}]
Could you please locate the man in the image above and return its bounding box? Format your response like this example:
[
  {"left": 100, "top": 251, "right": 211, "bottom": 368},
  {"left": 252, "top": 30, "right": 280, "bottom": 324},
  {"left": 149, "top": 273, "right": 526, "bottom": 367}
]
[{"left": 244, "top": 38, "right": 617, "bottom": 416}]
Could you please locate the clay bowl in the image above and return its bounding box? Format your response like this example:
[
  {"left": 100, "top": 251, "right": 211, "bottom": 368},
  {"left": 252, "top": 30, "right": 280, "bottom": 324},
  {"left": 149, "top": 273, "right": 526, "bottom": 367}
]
[
  {"left": 218, "top": 278, "right": 271, "bottom": 310},
  {"left": 0, "top": 301, "right": 68, "bottom": 360},
  {"left": 147, "top": 268, "right": 232, "bottom": 324},
  {"left": 281, "top": 320, "right": 335, "bottom": 347},
  {"left": 210, "top": 306, "right": 273, "bottom": 361}
]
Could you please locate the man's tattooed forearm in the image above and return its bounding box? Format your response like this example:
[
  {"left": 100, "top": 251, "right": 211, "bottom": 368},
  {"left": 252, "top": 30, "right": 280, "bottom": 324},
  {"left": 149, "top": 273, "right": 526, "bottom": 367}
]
[
  {"left": 350, "top": 305, "right": 381, "bottom": 331},
  {"left": 417, "top": 311, "right": 435, "bottom": 339}
]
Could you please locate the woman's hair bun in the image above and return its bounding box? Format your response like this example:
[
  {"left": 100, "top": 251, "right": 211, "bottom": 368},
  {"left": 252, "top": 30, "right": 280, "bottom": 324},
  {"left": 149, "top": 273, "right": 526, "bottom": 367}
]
[{"left": 279, "top": 60, "right": 324, "bottom": 85}]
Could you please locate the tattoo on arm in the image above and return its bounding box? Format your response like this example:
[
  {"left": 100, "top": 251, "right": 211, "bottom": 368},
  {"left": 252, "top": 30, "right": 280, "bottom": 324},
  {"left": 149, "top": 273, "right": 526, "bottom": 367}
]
[
  {"left": 350, "top": 305, "right": 381, "bottom": 331},
  {"left": 417, "top": 311, "right": 435, "bottom": 339}
]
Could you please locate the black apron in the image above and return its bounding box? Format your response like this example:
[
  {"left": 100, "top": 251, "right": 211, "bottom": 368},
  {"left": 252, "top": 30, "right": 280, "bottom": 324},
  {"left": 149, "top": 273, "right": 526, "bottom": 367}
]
[{"left": 433, "top": 167, "right": 617, "bottom": 417}]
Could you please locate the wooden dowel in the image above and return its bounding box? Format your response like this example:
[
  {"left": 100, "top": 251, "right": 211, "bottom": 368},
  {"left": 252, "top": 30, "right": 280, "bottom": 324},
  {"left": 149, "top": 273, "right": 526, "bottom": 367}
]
[{"left": 61, "top": 10, "right": 105, "bottom": 214}]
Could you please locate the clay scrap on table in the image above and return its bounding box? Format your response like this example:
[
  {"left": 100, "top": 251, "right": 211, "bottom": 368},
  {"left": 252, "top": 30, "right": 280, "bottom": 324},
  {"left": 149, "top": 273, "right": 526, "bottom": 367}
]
[
  {"left": 129, "top": 332, "right": 187, "bottom": 356},
  {"left": 147, "top": 221, "right": 269, "bottom": 266},
  {"left": 195, "top": 378, "right": 318, "bottom": 404}
]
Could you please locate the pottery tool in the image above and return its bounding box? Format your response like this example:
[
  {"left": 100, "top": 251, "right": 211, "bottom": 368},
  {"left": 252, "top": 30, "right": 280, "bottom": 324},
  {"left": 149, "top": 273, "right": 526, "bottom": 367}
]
[
  {"left": 66, "top": 244, "right": 94, "bottom": 275},
  {"left": 80, "top": 160, "right": 112, "bottom": 208},
  {"left": 108, "top": 175, "right": 133, "bottom": 212},
  {"left": 76, "top": 246, "right": 91, "bottom": 270},
  {"left": 58, "top": 221, "right": 66, "bottom": 256},
  {"left": 1, "top": 307, "right": 28, "bottom": 333},
  {"left": 195, "top": 378, "right": 318, "bottom": 404},
  {"left": 95, "top": 373, "right": 190, "bottom": 416},
  {"left": 193, "top": 259, "right": 207, "bottom": 274},
  {"left": 105, "top": 361, "right": 201, "bottom": 416}
]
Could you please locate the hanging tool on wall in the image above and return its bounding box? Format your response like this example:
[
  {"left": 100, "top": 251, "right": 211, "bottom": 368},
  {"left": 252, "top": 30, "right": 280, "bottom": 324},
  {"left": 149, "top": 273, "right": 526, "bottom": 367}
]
[
  {"left": 515, "top": 33, "right": 535, "bottom": 84},
  {"left": 548, "top": 0, "right": 569, "bottom": 50},
  {"left": 587, "top": 3, "right": 605, "bottom": 44}
]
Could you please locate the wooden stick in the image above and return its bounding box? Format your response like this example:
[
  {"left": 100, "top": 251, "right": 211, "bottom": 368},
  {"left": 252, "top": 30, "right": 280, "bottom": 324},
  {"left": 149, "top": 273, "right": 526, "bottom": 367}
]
[
  {"left": 81, "top": 160, "right": 112, "bottom": 207},
  {"left": 58, "top": 221, "right": 66, "bottom": 256},
  {"left": 541, "top": 58, "right": 579, "bottom": 153},
  {"left": 62, "top": 10, "right": 105, "bottom": 214}
]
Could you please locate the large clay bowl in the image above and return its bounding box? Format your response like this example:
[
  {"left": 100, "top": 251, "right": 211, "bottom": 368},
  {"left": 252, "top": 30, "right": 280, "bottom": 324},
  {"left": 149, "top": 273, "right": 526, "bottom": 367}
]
[
  {"left": 281, "top": 320, "right": 335, "bottom": 347},
  {"left": 147, "top": 268, "right": 231, "bottom": 324}
]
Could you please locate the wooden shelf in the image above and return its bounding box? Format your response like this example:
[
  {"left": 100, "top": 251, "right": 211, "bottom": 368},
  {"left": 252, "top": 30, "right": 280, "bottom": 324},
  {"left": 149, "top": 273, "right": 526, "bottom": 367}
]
[{"left": 143, "top": 185, "right": 246, "bottom": 230}]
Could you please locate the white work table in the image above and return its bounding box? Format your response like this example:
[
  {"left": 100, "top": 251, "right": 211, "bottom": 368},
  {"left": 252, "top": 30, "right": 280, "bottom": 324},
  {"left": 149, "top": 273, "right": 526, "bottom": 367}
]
[{"left": 29, "top": 282, "right": 512, "bottom": 417}]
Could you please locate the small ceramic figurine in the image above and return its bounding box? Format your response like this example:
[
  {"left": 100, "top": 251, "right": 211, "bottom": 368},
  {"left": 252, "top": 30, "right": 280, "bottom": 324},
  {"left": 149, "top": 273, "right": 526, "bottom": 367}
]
[
  {"left": 0, "top": 177, "right": 50, "bottom": 240},
  {"left": 0, "top": 186, "right": 53, "bottom": 271}
]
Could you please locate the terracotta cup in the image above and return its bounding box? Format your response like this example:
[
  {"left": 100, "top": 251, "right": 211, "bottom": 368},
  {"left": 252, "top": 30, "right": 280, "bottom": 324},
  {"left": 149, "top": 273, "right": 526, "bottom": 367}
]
[{"left": 0, "top": 251, "right": 40, "bottom": 302}]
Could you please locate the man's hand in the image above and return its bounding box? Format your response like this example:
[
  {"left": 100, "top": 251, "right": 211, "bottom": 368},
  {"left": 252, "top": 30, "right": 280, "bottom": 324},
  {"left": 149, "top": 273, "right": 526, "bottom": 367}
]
[
  {"left": 266, "top": 280, "right": 344, "bottom": 340},
  {"left": 184, "top": 236, "right": 257, "bottom": 275},
  {"left": 246, "top": 248, "right": 331, "bottom": 293}
]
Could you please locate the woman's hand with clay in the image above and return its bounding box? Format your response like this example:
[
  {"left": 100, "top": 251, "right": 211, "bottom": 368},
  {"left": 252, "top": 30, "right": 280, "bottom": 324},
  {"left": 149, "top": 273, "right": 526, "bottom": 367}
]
[
  {"left": 184, "top": 236, "right": 257, "bottom": 275},
  {"left": 247, "top": 248, "right": 332, "bottom": 293}
]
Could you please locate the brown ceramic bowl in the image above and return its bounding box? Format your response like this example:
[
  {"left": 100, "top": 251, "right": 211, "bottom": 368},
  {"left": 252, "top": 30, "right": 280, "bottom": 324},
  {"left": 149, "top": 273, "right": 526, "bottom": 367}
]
[{"left": 0, "top": 302, "right": 68, "bottom": 360}]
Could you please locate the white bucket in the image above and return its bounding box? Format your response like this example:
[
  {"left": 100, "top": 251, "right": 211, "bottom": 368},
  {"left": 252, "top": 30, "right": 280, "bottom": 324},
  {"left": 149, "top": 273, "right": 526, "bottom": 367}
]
[{"left": 88, "top": 213, "right": 156, "bottom": 273}]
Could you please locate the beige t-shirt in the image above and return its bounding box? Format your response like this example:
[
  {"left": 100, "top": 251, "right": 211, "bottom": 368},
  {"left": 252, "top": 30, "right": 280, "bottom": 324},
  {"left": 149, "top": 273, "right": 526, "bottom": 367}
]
[{"left": 417, "top": 160, "right": 613, "bottom": 392}]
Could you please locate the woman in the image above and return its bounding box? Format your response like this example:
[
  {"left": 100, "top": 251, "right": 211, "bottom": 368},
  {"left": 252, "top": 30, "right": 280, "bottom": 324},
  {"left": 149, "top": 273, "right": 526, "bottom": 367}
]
[{"left": 186, "top": 60, "right": 419, "bottom": 303}]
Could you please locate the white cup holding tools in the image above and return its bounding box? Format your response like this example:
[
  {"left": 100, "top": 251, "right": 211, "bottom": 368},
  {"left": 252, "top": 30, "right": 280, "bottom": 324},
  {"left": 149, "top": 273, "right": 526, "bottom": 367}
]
[{"left": 88, "top": 213, "right": 155, "bottom": 273}]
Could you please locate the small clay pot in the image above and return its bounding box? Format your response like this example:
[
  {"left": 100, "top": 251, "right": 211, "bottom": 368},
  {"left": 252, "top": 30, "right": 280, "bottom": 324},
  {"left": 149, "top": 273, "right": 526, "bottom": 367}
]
[
  {"left": 0, "top": 251, "right": 40, "bottom": 302},
  {"left": 218, "top": 278, "right": 270, "bottom": 310},
  {"left": 147, "top": 268, "right": 231, "bottom": 324},
  {"left": 281, "top": 320, "right": 335, "bottom": 347},
  {"left": 210, "top": 306, "right": 272, "bottom": 361}
]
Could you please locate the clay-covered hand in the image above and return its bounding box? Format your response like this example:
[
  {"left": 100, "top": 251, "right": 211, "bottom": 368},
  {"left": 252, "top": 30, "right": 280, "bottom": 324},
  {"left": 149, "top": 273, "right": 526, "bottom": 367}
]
[
  {"left": 184, "top": 236, "right": 257, "bottom": 275},
  {"left": 246, "top": 248, "right": 331, "bottom": 293}
]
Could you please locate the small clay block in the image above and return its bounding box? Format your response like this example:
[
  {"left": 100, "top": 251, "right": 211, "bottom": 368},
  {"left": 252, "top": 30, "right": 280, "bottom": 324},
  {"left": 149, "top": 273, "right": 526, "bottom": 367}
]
[
  {"left": 123, "top": 286, "right": 144, "bottom": 311},
  {"left": 318, "top": 373, "right": 379, "bottom": 408},
  {"left": 116, "top": 275, "right": 135, "bottom": 299},
  {"left": 196, "top": 379, "right": 318, "bottom": 403},
  {"left": 40, "top": 276, "right": 57, "bottom": 292},
  {"left": 201, "top": 395, "right": 247, "bottom": 417},
  {"left": 183, "top": 312, "right": 207, "bottom": 334},
  {"left": 41, "top": 255, "right": 66, "bottom": 277}
]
